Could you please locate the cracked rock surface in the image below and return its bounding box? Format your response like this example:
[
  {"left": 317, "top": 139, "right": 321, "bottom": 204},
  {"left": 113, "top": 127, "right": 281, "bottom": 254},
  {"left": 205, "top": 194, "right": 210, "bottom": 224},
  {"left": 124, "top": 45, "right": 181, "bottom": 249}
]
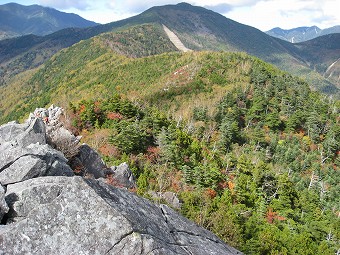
[{"left": 1, "top": 176, "right": 242, "bottom": 255}]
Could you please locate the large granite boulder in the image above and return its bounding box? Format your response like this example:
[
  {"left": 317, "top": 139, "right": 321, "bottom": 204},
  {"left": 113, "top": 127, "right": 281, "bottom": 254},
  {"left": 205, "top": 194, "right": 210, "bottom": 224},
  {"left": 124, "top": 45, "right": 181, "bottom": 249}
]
[
  {"left": 1, "top": 176, "right": 242, "bottom": 255},
  {"left": 0, "top": 142, "right": 73, "bottom": 185}
]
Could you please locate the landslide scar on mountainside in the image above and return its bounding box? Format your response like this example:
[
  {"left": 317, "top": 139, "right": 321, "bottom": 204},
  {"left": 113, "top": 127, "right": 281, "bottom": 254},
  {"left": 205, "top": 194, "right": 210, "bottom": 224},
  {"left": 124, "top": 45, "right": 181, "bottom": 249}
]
[{"left": 163, "top": 24, "right": 192, "bottom": 52}]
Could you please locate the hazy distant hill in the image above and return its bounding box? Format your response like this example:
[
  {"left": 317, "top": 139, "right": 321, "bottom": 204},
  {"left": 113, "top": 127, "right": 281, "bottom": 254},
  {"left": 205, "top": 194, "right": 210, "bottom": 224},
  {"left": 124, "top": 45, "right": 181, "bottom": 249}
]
[
  {"left": 294, "top": 33, "right": 340, "bottom": 88},
  {"left": 0, "top": 3, "right": 98, "bottom": 40},
  {"left": 266, "top": 25, "right": 340, "bottom": 43},
  {"left": 0, "top": 2, "right": 339, "bottom": 95}
]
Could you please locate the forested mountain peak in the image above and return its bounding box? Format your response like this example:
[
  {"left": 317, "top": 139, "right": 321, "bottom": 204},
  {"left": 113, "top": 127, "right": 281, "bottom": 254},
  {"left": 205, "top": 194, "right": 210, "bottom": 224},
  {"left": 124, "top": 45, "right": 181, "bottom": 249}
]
[{"left": 0, "top": 2, "right": 98, "bottom": 40}]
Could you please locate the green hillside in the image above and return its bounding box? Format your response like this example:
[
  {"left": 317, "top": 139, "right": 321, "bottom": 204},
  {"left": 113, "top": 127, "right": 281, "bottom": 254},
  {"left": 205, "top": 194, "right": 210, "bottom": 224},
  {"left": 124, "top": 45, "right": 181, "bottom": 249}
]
[
  {"left": 0, "top": 23, "right": 260, "bottom": 123},
  {"left": 141, "top": 3, "right": 339, "bottom": 94}
]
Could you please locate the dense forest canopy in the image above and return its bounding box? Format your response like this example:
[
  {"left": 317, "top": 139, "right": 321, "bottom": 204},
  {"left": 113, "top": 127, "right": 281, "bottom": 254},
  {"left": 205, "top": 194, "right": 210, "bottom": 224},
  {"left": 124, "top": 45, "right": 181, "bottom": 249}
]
[{"left": 62, "top": 53, "right": 339, "bottom": 254}]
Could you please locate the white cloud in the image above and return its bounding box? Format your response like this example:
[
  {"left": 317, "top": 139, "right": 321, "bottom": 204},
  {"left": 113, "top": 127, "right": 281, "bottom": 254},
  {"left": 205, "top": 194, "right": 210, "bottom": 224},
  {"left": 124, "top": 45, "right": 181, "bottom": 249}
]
[
  {"left": 203, "top": 3, "right": 233, "bottom": 13},
  {"left": 38, "top": 0, "right": 91, "bottom": 10},
  {"left": 225, "top": 0, "right": 340, "bottom": 30},
  {"left": 106, "top": 0, "right": 177, "bottom": 13}
]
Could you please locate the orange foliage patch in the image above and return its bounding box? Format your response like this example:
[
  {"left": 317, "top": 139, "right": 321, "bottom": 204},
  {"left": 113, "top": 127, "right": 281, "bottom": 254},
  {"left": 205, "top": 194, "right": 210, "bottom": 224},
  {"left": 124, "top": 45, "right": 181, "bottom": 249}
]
[
  {"left": 266, "top": 208, "right": 286, "bottom": 224},
  {"left": 205, "top": 188, "right": 217, "bottom": 199},
  {"left": 78, "top": 104, "right": 86, "bottom": 113},
  {"left": 107, "top": 112, "right": 124, "bottom": 120},
  {"left": 145, "top": 146, "right": 161, "bottom": 163},
  {"left": 310, "top": 143, "right": 318, "bottom": 151},
  {"left": 227, "top": 181, "right": 235, "bottom": 191},
  {"left": 279, "top": 131, "right": 286, "bottom": 140},
  {"left": 99, "top": 144, "right": 120, "bottom": 157}
]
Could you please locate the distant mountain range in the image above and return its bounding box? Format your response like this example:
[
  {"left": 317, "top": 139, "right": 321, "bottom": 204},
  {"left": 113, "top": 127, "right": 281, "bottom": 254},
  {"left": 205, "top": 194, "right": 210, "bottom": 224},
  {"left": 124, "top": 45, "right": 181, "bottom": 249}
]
[
  {"left": 0, "top": 2, "right": 339, "bottom": 96},
  {"left": 266, "top": 25, "right": 340, "bottom": 43},
  {"left": 0, "top": 3, "right": 98, "bottom": 40}
]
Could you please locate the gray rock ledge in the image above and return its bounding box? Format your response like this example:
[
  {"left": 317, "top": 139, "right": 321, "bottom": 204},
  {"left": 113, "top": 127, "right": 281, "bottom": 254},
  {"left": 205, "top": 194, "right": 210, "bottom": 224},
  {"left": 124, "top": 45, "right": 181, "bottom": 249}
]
[{"left": 0, "top": 176, "right": 242, "bottom": 255}]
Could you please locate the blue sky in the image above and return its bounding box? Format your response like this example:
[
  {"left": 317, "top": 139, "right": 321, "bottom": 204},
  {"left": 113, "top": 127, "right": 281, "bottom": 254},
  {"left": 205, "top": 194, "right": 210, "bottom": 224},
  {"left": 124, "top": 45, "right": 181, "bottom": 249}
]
[{"left": 1, "top": 0, "right": 339, "bottom": 31}]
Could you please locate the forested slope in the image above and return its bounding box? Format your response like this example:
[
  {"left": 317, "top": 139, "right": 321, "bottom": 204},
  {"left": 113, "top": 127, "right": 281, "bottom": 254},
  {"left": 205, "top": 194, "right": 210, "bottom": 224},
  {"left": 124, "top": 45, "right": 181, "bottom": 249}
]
[{"left": 67, "top": 57, "right": 339, "bottom": 254}]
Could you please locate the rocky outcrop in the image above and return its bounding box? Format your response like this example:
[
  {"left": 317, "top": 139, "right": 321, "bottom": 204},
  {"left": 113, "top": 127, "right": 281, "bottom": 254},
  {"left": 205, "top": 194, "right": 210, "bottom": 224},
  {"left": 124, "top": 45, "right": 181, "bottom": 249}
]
[
  {"left": 0, "top": 117, "right": 73, "bottom": 185},
  {"left": 70, "top": 143, "right": 107, "bottom": 178},
  {"left": 0, "top": 106, "right": 243, "bottom": 255},
  {"left": 1, "top": 176, "right": 242, "bottom": 254},
  {"left": 0, "top": 118, "right": 46, "bottom": 148}
]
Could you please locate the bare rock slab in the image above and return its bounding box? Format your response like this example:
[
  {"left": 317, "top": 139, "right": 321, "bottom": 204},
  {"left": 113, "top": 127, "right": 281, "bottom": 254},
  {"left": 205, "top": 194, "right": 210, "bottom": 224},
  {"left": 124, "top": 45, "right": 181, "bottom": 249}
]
[{"left": 1, "top": 176, "right": 242, "bottom": 255}]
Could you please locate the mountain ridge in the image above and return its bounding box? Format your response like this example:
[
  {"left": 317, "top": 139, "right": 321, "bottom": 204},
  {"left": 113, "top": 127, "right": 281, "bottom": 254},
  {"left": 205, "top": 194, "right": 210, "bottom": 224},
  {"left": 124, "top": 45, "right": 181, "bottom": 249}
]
[
  {"left": 266, "top": 25, "right": 340, "bottom": 43},
  {"left": 0, "top": 2, "right": 98, "bottom": 40},
  {"left": 293, "top": 33, "right": 340, "bottom": 88}
]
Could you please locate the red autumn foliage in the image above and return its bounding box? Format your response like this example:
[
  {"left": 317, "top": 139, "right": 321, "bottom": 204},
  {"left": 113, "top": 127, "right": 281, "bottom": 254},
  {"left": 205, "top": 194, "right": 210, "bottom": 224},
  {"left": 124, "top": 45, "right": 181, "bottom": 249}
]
[
  {"left": 72, "top": 164, "right": 85, "bottom": 176},
  {"left": 266, "top": 208, "right": 286, "bottom": 224},
  {"left": 218, "top": 181, "right": 228, "bottom": 190},
  {"left": 228, "top": 174, "right": 235, "bottom": 180},
  {"left": 94, "top": 106, "right": 101, "bottom": 114},
  {"left": 107, "top": 112, "right": 124, "bottom": 120},
  {"left": 99, "top": 144, "right": 120, "bottom": 157},
  {"left": 170, "top": 171, "right": 183, "bottom": 192},
  {"left": 205, "top": 188, "right": 217, "bottom": 199},
  {"left": 145, "top": 146, "right": 161, "bottom": 163}
]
